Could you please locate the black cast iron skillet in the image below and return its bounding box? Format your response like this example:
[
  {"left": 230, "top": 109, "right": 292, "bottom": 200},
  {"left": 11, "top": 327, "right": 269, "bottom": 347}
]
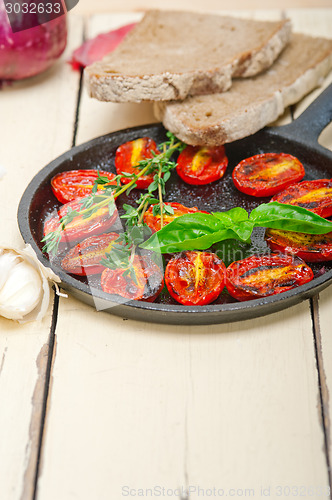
[{"left": 18, "top": 83, "right": 332, "bottom": 325}]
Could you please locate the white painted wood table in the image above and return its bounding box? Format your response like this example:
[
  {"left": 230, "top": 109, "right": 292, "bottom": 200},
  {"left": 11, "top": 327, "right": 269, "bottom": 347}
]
[{"left": 0, "top": 9, "right": 332, "bottom": 500}]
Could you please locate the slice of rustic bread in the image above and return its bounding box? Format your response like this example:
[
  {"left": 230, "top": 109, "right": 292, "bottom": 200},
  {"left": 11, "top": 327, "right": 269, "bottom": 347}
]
[
  {"left": 85, "top": 10, "right": 291, "bottom": 103},
  {"left": 154, "top": 33, "right": 332, "bottom": 146}
]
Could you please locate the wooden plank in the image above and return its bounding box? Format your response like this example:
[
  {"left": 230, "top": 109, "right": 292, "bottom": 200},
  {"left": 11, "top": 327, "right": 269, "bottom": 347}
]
[
  {"left": 288, "top": 8, "right": 332, "bottom": 152},
  {"left": 187, "top": 303, "right": 329, "bottom": 498},
  {"left": 286, "top": 7, "right": 332, "bottom": 479},
  {"left": 36, "top": 301, "right": 330, "bottom": 499},
  {"left": 0, "top": 15, "right": 83, "bottom": 500},
  {"left": 36, "top": 298, "right": 188, "bottom": 499},
  {"left": 36, "top": 10, "right": 331, "bottom": 500},
  {"left": 315, "top": 290, "right": 332, "bottom": 468}
]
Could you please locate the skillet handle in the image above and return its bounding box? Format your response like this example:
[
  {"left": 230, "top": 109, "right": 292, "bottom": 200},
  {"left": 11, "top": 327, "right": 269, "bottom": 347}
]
[{"left": 270, "top": 83, "right": 332, "bottom": 145}]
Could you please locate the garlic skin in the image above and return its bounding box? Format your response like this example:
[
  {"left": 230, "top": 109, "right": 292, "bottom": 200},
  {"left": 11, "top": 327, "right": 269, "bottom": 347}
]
[{"left": 0, "top": 245, "right": 60, "bottom": 323}]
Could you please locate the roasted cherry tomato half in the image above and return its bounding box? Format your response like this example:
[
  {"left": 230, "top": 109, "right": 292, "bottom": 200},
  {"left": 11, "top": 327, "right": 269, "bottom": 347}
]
[
  {"left": 115, "top": 137, "right": 160, "bottom": 189},
  {"left": 143, "top": 202, "right": 209, "bottom": 233},
  {"left": 265, "top": 228, "right": 332, "bottom": 262},
  {"left": 176, "top": 145, "right": 228, "bottom": 185},
  {"left": 165, "top": 251, "right": 226, "bottom": 306},
  {"left": 43, "top": 197, "right": 118, "bottom": 245},
  {"left": 101, "top": 255, "right": 164, "bottom": 302},
  {"left": 61, "top": 233, "right": 119, "bottom": 275},
  {"left": 232, "top": 153, "right": 305, "bottom": 197},
  {"left": 271, "top": 179, "right": 332, "bottom": 218},
  {"left": 51, "top": 169, "right": 117, "bottom": 204},
  {"left": 225, "top": 253, "right": 313, "bottom": 301}
]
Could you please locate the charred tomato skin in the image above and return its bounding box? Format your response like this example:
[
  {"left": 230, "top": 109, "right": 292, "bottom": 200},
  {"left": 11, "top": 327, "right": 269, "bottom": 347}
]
[
  {"left": 51, "top": 169, "right": 117, "bottom": 204},
  {"left": 176, "top": 145, "right": 228, "bottom": 185},
  {"left": 101, "top": 255, "right": 164, "bottom": 302},
  {"left": 61, "top": 232, "right": 119, "bottom": 275},
  {"left": 265, "top": 229, "right": 332, "bottom": 262},
  {"left": 143, "top": 202, "right": 209, "bottom": 233},
  {"left": 165, "top": 251, "right": 226, "bottom": 306},
  {"left": 271, "top": 178, "right": 332, "bottom": 218},
  {"left": 115, "top": 137, "right": 160, "bottom": 189},
  {"left": 225, "top": 253, "right": 314, "bottom": 301},
  {"left": 43, "top": 197, "right": 118, "bottom": 246},
  {"left": 232, "top": 152, "right": 305, "bottom": 197}
]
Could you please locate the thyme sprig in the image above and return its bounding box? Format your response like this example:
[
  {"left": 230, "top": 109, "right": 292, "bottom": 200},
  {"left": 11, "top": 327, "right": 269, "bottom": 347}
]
[{"left": 42, "top": 132, "right": 184, "bottom": 258}]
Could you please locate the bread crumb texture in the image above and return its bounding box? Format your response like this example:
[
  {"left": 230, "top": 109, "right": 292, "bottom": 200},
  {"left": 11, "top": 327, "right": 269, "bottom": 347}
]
[
  {"left": 154, "top": 33, "right": 332, "bottom": 145},
  {"left": 85, "top": 9, "right": 291, "bottom": 102}
]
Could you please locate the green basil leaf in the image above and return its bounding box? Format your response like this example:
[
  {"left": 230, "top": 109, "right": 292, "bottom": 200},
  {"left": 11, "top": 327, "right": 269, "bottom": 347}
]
[
  {"left": 232, "top": 220, "right": 255, "bottom": 241},
  {"left": 141, "top": 213, "right": 240, "bottom": 253},
  {"left": 212, "top": 208, "right": 253, "bottom": 240},
  {"left": 162, "top": 212, "right": 222, "bottom": 231},
  {"left": 250, "top": 202, "right": 332, "bottom": 234},
  {"left": 141, "top": 227, "right": 239, "bottom": 253},
  {"left": 213, "top": 207, "right": 249, "bottom": 224}
]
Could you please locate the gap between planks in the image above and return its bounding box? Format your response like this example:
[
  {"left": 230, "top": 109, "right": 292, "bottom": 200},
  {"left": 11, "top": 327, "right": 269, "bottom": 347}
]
[
  {"left": 31, "top": 294, "right": 59, "bottom": 500},
  {"left": 71, "top": 21, "right": 86, "bottom": 148},
  {"left": 19, "top": 294, "right": 59, "bottom": 500},
  {"left": 310, "top": 295, "right": 332, "bottom": 498}
]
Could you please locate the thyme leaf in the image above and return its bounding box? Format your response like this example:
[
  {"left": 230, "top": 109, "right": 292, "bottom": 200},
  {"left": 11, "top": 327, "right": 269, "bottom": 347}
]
[{"left": 42, "top": 133, "right": 184, "bottom": 257}]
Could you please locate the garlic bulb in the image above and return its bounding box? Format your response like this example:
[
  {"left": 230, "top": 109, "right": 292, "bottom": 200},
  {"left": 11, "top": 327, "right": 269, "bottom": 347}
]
[{"left": 0, "top": 245, "right": 60, "bottom": 323}]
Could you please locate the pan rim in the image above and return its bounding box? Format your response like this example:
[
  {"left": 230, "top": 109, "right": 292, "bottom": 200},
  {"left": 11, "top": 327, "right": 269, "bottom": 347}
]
[{"left": 17, "top": 123, "right": 332, "bottom": 324}]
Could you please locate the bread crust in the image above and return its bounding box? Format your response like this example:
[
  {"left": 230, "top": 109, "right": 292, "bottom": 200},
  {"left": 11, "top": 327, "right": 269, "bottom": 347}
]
[
  {"left": 85, "top": 10, "right": 291, "bottom": 103},
  {"left": 154, "top": 33, "right": 332, "bottom": 146}
]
